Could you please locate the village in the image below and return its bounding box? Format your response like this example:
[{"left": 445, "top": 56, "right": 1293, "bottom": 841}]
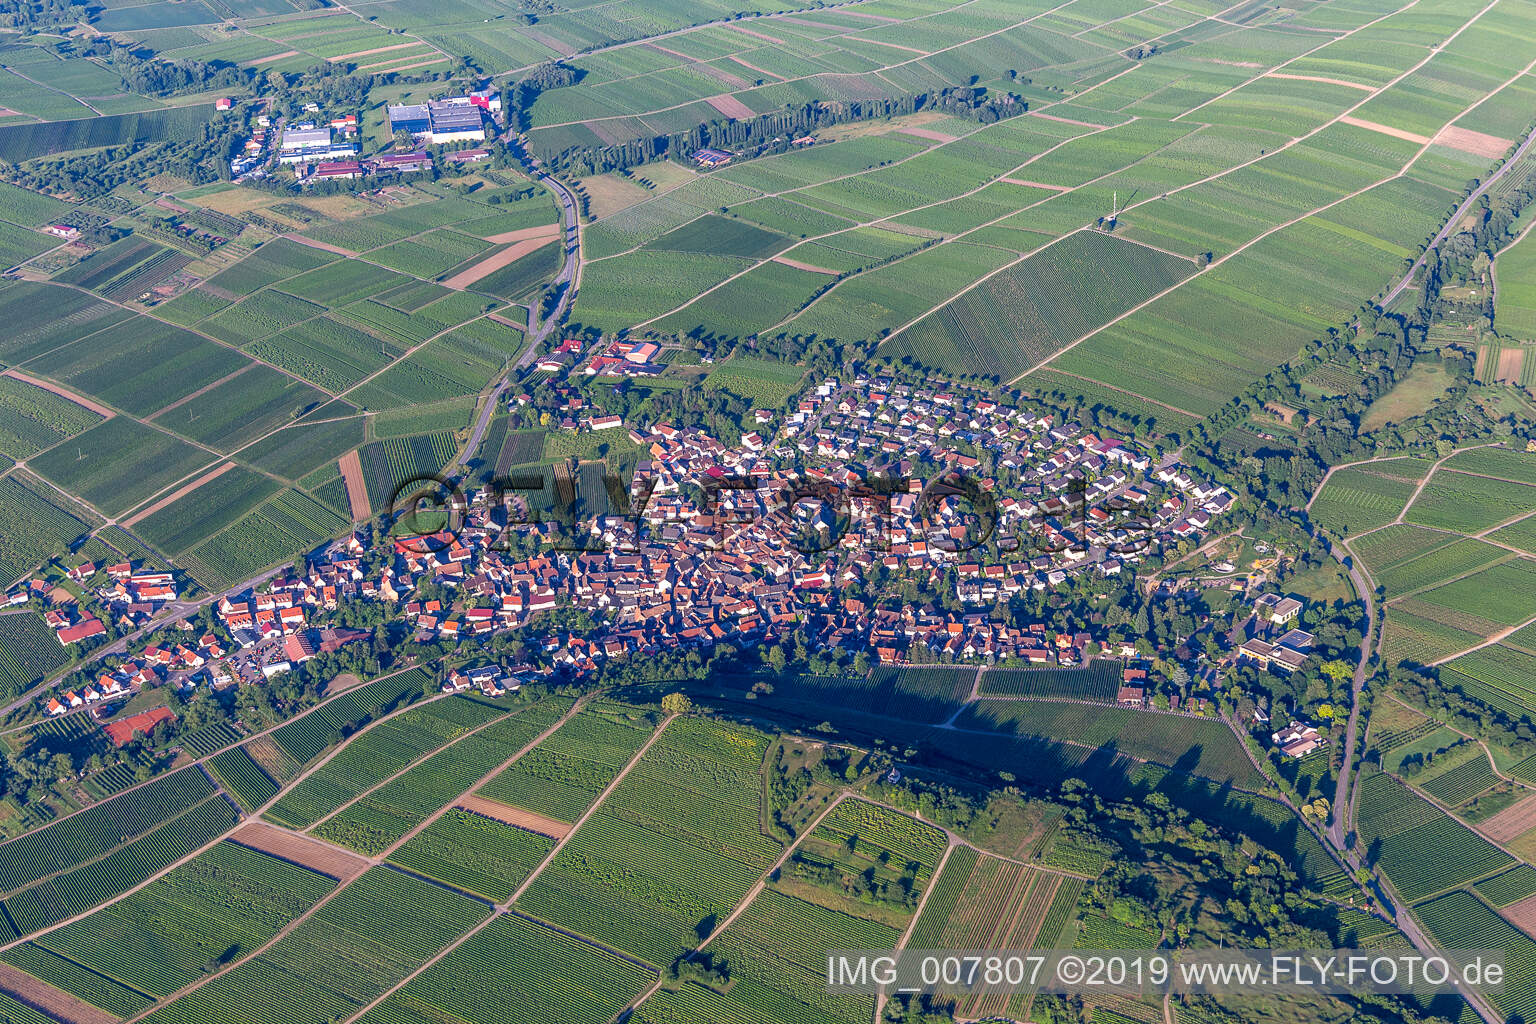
[{"left": 2, "top": 372, "right": 1343, "bottom": 763}]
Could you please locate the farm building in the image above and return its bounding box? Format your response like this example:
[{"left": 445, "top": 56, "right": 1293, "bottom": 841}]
[
  {"left": 372, "top": 151, "right": 432, "bottom": 174},
  {"left": 311, "top": 161, "right": 363, "bottom": 181},
  {"left": 57, "top": 618, "right": 105, "bottom": 645},
  {"left": 692, "top": 147, "right": 733, "bottom": 168}
]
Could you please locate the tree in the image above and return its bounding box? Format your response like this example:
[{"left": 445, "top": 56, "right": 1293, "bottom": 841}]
[
  {"left": 660, "top": 692, "right": 693, "bottom": 715},
  {"left": 1319, "top": 659, "right": 1353, "bottom": 685}
]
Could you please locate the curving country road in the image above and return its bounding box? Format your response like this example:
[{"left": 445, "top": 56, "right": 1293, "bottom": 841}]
[
  {"left": 457, "top": 138, "right": 581, "bottom": 465},
  {"left": 1379, "top": 127, "right": 1536, "bottom": 310},
  {"left": 1323, "top": 532, "right": 1376, "bottom": 851}
]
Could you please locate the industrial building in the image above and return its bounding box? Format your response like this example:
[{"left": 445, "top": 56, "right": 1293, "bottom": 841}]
[
  {"left": 277, "top": 125, "right": 359, "bottom": 164},
  {"left": 387, "top": 100, "right": 488, "bottom": 144}
]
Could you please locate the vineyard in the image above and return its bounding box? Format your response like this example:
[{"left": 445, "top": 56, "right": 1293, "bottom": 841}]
[
  {"left": 182, "top": 488, "right": 350, "bottom": 591},
  {"left": 0, "top": 766, "right": 215, "bottom": 894},
  {"left": 208, "top": 747, "right": 280, "bottom": 812},
  {"left": 29, "top": 840, "right": 335, "bottom": 1002},
  {"left": 1414, "top": 890, "right": 1536, "bottom": 1024},
  {"left": 956, "top": 701, "right": 1264, "bottom": 789},
  {"left": 178, "top": 721, "right": 244, "bottom": 758},
  {"left": 0, "top": 374, "right": 102, "bottom": 460},
  {"left": 388, "top": 809, "right": 554, "bottom": 902},
  {"left": 515, "top": 717, "right": 781, "bottom": 967},
  {"left": 136, "top": 867, "right": 489, "bottom": 1024},
  {"left": 640, "top": 887, "right": 894, "bottom": 1024},
  {"left": 2, "top": 795, "right": 238, "bottom": 935},
  {"left": 1438, "top": 644, "right": 1536, "bottom": 719},
  {"left": 311, "top": 698, "right": 569, "bottom": 854},
  {"left": 978, "top": 660, "right": 1122, "bottom": 701},
  {"left": 0, "top": 475, "right": 93, "bottom": 589},
  {"left": 906, "top": 845, "right": 1080, "bottom": 1020},
  {"left": 478, "top": 700, "right": 658, "bottom": 822},
  {"left": 265, "top": 695, "right": 506, "bottom": 830},
  {"left": 0, "top": 611, "right": 70, "bottom": 698},
  {"left": 746, "top": 666, "right": 975, "bottom": 724},
  {"left": 357, "top": 912, "right": 655, "bottom": 1024},
  {"left": 1418, "top": 750, "right": 1498, "bottom": 806},
  {"left": 1472, "top": 864, "right": 1536, "bottom": 907},
  {"left": 1355, "top": 773, "right": 1513, "bottom": 902}
]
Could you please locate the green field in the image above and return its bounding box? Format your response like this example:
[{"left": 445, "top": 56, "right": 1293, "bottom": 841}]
[{"left": 1495, "top": 226, "right": 1536, "bottom": 340}]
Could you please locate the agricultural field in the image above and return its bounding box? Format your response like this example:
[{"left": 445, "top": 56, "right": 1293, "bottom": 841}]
[
  {"left": 635, "top": 886, "right": 895, "bottom": 1024},
  {"left": 478, "top": 700, "right": 659, "bottom": 823},
  {"left": 264, "top": 695, "right": 508, "bottom": 831},
  {"left": 886, "top": 232, "right": 1196, "bottom": 379},
  {"left": 386, "top": 809, "right": 554, "bottom": 902},
  {"left": 24, "top": 840, "right": 336, "bottom": 1007},
  {"left": 0, "top": 375, "right": 103, "bottom": 461},
  {"left": 0, "top": 475, "right": 95, "bottom": 586},
  {"left": 1415, "top": 890, "right": 1536, "bottom": 1024},
  {"left": 357, "top": 912, "right": 654, "bottom": 1024},
  {"left": 1495, "top": 223, "right": 1536, "bottom": 340},
  {"left": 135, "top": 867, "right": 490, "bottom": 1024},
  {"left": 0, "top": 0, "right": 1527, "bottom": 1016},
  {"left": 1345, "top": 448, "right": 1536, "bottom": 677},
  {"left": 1355, "top": 773, "right": 1513, "bottom": 903},
  {"left": 310, "top": 698, "right": 570, "bottom": 855},
  {"left": 1310, "top": 462, "right": 1427, "bottom": 536},
  {"left": 746, "top": 666, "right": 976, "bottom": 723},
  {"left": 957, "top": 700, "right": 1264, "bottom": 788},
  {"left": 515, "top": 717, "right": 781, "bottom": 966},
  {"left": 979, "top": 660, "right": 1122, "bottom": 701},
  {"left": 0, "top": 610, "right": 70, "bottom": 698}
]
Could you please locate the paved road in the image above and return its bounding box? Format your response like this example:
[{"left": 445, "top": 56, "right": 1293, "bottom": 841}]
[
  {"left": 1324, "top": 533, "right": 1376, "bottom": 851},
  {"left": 0, "top": 561, "right": 290, "bottom": 719},
  {"left": 1379, "top": 128, "right": 1536, "bottom": 309},
  {"left": 457, "top": 141, "right": 581, "bottom": 465}
]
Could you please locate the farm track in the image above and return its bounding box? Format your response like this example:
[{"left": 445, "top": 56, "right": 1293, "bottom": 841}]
[
  {"left": 616, "top": 0, "right": 1418, "bottom": 335},
  {"left": 327, "top": 710, "right": 676, "bottom": 1024},
  {"left": 114, "top": 693, "right": 587, "bottom": 1023},
  {"left": 0, "top": 677, "right": 450, "bottom": 959}
]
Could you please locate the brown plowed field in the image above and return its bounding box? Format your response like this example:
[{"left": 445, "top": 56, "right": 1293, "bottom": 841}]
[
  {"left": 457, "top": 795, "right": 571, "bottom": 838},
  {"left": 0, "top": 962, "right": 120, "bottom": 1024},
  {"left": 230, "top": 822, "right": 369, "bottom": 880}
]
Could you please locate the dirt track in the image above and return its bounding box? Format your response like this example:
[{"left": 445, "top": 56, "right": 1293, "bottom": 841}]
[{"left": 1, "top": 369, "right": 116, "bottom": 418}]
